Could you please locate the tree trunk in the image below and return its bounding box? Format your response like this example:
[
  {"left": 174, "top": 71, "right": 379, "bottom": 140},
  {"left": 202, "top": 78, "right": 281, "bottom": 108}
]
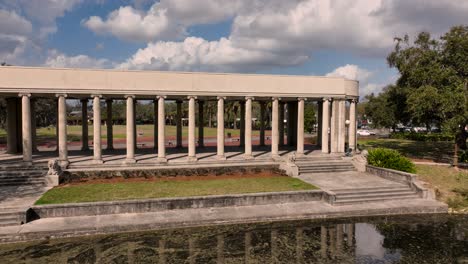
[{"left": 455, "top": 124, "right": 467, "bottom": 150}]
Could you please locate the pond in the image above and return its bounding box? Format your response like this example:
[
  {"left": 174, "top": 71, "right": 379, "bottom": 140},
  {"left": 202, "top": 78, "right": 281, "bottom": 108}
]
[{"left": 0, "top": 214, "right": 466, "bottom": 263}]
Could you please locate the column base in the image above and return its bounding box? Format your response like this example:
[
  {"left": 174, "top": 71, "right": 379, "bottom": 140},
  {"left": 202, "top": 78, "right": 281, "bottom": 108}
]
[
  {"left": 22, "top": 161, "right": 33, "bottom": 166},
  {"left": 93, "top": 159, "right": 104, "bottom": 164},
  {"left": 187, "top": 156, "right": 198, "bottom": 162},
  {"left": 216, "top": 155, "right": 226, "bottom": 160},
  {"left": 157, "top": 157, "right": 167, "bottom": 163},
  {"left": 59, "top": 160, "right": 69, "bottom": 169},
  {"left": 243, "top": 154, "right": 254, "bottom": 160},
  {"left": 295, "top": 152, "right": 304, "bottom": 158},
  {"left": 125, "top": 158, "right": 136, "bottom": 164}
]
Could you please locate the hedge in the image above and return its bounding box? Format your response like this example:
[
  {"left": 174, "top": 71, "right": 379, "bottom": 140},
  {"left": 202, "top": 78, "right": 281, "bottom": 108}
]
[
  {"left": 367, "top": 148, "right": 416, "bottom": 173},
  {"left": 390, "top": 132, "right": 454, "bottom": 142}
]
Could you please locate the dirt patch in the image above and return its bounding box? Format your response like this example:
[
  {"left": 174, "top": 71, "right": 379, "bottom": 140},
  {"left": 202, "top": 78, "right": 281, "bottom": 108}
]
[{"left": 61, "top": 171, "right": 285, "bottom": 187}]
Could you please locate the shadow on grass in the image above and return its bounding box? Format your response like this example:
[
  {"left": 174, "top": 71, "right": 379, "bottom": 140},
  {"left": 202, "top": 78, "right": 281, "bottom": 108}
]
[{"left": 359, "top": 138, "right": 455, "bottom": 163}]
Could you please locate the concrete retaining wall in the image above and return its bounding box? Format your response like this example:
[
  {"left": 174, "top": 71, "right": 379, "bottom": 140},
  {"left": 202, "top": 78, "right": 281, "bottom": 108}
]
[
  {"left": 366, "top": 165, "right": 431, "bottom": 199},
  {"left": 30, "top": 190, "right": 325, "bottom": 220},
  {"left": 63, "top": 164, "right": 284, "bottom": 183}
]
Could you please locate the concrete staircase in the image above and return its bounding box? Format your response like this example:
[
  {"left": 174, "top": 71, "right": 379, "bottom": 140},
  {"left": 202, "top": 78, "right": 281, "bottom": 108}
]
[
  {"left": 0, "top": 164, "right": 48, "bottom": 187},
  {"left": 332, "top": 185, "right": 420, "bottom": 205},
  {"left": 295, "top": 156, "right": 355, "bottom": 174},
  {"left": 0, "top": 209, "right": 26, "bottom": 227}
]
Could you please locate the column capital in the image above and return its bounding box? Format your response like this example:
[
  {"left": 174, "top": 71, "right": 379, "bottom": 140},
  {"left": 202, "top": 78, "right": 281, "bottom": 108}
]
[
  {"left": 245, "top": 96, "right": 254, "bottom": 100},
  {"left": 297, "top": 97, "right": 307, "bottom": 101},
  {"left": 272, "top": 97, "right": 281, "bottom": 101},
  {"left": 217, "top": 96, "right": 226, "bottom": 100},
  {"left": 18, "top": 93, "right": 31, "bottom": 97},
  {"left": 55, "top": 93, "right": 67, "bottom": 98},
  {"left": 350, "top": 98, "right": 358, "bottom": 103},
  {"left": 91, "top": 94, "right": 102, "bottom": 98},
  {"left": 124, "top": 94, "right": 135, "bottom": 99},
  {"left": 156, "top": 95, "right": 167, "bottom": 100},
  {"left": 323, "top": 97, "right": 332, "bottom": 102},
  {"left": 187, "top": 95, "right": 198, "bottom": 100}
]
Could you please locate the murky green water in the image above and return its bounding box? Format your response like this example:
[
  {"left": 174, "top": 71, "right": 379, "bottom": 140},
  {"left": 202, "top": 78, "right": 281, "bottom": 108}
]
[{"left": 0, "top": 214, "right": 466, "bottom": 263}]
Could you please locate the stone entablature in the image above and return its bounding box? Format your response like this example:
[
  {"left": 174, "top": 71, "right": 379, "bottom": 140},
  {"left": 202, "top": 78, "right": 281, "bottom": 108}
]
[{"left": 0, "top": 66, "right": 358, "bottom": 99}]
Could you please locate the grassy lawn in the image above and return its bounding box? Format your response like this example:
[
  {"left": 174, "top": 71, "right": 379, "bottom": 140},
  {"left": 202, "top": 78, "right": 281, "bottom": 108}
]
[
  {"left": 35, "top": 176, "right": 316, "bottom": 205},
  {"left": 358, "top": 137, "right": 455, "bottom": 162},
  {"left": 415, "top": 164, "right": 468, "bottom": 210},
  {"left": 0, "top": 125, "right": 264, "bottom": 143}
]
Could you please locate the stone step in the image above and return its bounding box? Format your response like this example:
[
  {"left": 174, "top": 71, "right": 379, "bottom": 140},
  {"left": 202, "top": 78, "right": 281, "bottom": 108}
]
[
  {"left": 0, "top": 180, "right": 46, "bottom": 187},
  {"left": 334, "top": 194, "right": 420, "bottom": 205},
  {"left": 0, "top": 211, "right": 24, "bottom": 227},
  {"left": 0, "top": 170, "right": 45, "bottom": 176},
  {"left": 333, "top": 187, "right": 412, "bottom": 196},
  {"left": 299, "top": 168, "right": 354, "bottom": 173},
  {"left": 298, "top": 165, "right": 355, "bottom": 169},
  {"left": 336, "top": 190, "right": 417, "bottom": 200},
  {"left": 331, "top": 186, "right": 409, "bottom": 193},
  {"left": 0, "top": 174, "right": 45, "bottom": 180},
  {"left": 0, "top": 164, "right": 47, "bottom": 170}
]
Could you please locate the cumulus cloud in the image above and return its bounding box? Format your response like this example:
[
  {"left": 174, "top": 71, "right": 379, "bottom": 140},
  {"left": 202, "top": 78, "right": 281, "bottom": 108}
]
[
  {"left": 45, "top": 50, "right": 115, "bottom": 69},
  {"left": 0, "top": 0, "right": 83, "bottom": 64},
  {"left": 118, "top": 37, "right": 308, "bottom": 72},
  {"left": 326, "top": 64, "right": 382, "bottom": 96},
  {"left": 0, "top": 9, "right": 32, "bottom": 61}
]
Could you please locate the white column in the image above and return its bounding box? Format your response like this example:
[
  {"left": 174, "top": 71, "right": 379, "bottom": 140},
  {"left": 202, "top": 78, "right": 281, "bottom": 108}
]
[
  {"left": 330, "top": 99, "right": 338, "bottom": 153},
  {"left": 321, "top": 98, "right": 331, "bottom": 153},
  {"left": 81, "top": 99, "right": 89, "bottom": 151},
  {"left": 297, "top": 97, "right": 306, "bottom": 155},
  {"left": 20, "top": 93, "right": 32, "bottom": 164},
  {"left": 125, "top": 95, "right": 136, "bottom": 163},
  {"left": 240, "top": 101, "right": 245, "bottom": 147},
  {"left": 57, "top": 94, "right": 68, "bottom": 167},
  {"left": 271, "top": 97, "right": 280, "bottom": 159},
  {"left": 244, "top": 97, "right": 254, "bottom": 159},
  {"left": 157, "top": 96, "right": 167, "bottom": 162},
  {"left": 217, "top": 96, "right": 226, "bottom": 160},
  {"left": 188, "top": 96, "right": 197, "bottom": 162},
  {"left": 93, "top": 95, "right": 103, "bottom": 163},
  {"left": 349, "top": 99, "right": 357, "bottom": 152},
  {"left": 338, "top": 100, "right": 346, "bottom": 153},
  {"left": 153, "top": 99, "right": 158, "bottom": 150}
]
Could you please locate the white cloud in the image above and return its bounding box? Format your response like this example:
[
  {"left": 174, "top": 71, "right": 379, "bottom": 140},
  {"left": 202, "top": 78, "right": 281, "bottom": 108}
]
[
  {"left": 45, "top": 50, "right": 114, "bottom": 69},
  {"left": 0, "top": 9, "right": 32, "bottom": 61},
  {"left": 119, "top": 37, "right": 308, "bottom": 72},
  {"left": 326, "top": 64, "right": 382, "bottom": 96},
  {"left": 0, "top": 0, "right": 83, "bottom": 64}
]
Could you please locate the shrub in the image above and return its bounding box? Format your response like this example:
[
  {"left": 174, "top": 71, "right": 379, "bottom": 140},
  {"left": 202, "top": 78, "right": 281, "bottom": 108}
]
[
  {"left": 459, "top": 150, "right": 468, "bottom": 163},
  {"left": 367, "top": 148, "right": 416, "bottom": 173}
]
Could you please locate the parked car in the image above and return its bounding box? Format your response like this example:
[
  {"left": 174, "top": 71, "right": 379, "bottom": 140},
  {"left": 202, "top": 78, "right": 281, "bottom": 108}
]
[{"left": 357, "top": 130, "right": 371, "bottom": 136}]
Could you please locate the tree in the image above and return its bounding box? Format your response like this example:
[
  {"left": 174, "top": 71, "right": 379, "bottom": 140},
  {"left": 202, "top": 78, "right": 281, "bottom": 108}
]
[
  {"left": 387, "top": 25, "right": 468, "bottom": 152},
  {"left": 304, "top": 102, "right": 316, "bottom": 133}
]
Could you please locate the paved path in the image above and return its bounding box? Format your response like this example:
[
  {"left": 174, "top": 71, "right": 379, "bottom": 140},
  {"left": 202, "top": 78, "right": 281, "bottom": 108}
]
[
  {"left": 0, "top": 198, "right": 447, "bottom": 243},
  {"left": 0, "top": 186, "right": 50, "bottom": 211},
  {"left": 298, "top": 171, "right": 407, "bottom": 191}
]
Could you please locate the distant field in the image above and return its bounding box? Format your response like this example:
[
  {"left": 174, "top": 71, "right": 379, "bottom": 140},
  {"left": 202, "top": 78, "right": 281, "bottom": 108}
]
[{"left": 0, "top": 125, "right": 266, "bottom": 143}]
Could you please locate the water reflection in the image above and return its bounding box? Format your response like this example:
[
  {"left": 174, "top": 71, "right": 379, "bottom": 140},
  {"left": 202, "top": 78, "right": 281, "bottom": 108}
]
[{"left": 0, "top": 214, "right": 466, "bottom": 263}]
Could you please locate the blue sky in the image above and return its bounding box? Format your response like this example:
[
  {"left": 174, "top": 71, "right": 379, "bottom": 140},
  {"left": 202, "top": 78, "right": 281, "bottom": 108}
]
[{"left": 0, "top": 0, "right": 466, "bottom": 96}]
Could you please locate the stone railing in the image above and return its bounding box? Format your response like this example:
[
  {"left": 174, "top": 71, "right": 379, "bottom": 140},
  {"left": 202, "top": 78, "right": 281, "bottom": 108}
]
[{"left": 366, "top": 165, "right": 434, "bottom": 199}]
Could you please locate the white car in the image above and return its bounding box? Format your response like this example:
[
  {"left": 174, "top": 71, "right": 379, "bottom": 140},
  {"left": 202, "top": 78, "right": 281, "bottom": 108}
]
[{"left": 357, "top": 130, "right": 371, "bottom": 136}]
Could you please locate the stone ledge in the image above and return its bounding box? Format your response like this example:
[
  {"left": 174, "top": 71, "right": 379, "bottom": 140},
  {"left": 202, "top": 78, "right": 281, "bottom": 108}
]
[
  {"left": 29, "top": 190, "right": 325, "bottom": 220},
  {"left": 366, "top": 165, "right": 433, "bottom": 199}
]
